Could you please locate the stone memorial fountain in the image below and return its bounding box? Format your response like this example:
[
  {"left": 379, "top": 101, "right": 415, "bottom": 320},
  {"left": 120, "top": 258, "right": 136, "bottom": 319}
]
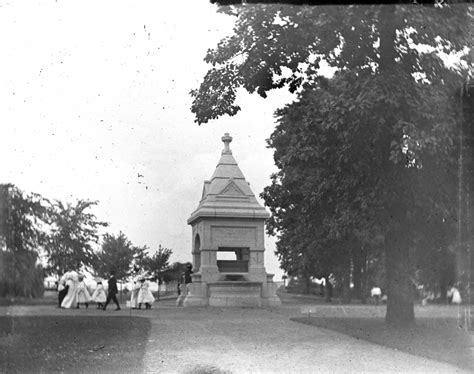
[{"left": 183, "top": 133, "right": 281, "bottom": 307}]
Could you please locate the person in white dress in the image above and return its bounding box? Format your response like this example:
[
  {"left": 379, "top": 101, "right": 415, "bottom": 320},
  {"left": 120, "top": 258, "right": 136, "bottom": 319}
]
[
  {"left": 138, "top": 278, "right": 155, "bottom": 310},
  {"left": 91, "top": 281, "right": 107, "bottom": 309},
  {"left": 130, "top": 279, "right": 141, "bottom": 309},
  {"left": 76, "top": 274, "right": 91, "bottom": 309},
  {"left": 448, "top": 285, "right": 462, "bottom": 304},
  {"left": 371, "top": 286, "right": 382, "bottom": 305},
  {"left": 61, "top": 271, "right": 79, "bottom": 309}
]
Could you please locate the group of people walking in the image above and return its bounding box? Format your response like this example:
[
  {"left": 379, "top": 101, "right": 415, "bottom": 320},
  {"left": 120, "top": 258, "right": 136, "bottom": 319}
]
[
  {"left": 57, "top": 270, "right": 121, "bottom": 311},
  {"left": 57, "top": 264, "right": 194, "bottom": 311}
]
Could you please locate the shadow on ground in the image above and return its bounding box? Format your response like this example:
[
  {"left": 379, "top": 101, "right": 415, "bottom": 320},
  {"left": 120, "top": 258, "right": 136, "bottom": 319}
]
[
  {"left": 0, "top": 315, "right": 151, "bottom": 373},
  {"left": 293, "top": 316, "right": 474, "bottom": 372}
]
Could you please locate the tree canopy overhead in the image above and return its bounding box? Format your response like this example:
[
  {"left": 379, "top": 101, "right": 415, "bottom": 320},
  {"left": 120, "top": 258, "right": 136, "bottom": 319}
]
[
  {"left": 191, "top": 3, "right": 471, "bottom": 326},
  {"left": 191, "top": 3, "right": 470, "bottom": 124},
  {"left": 261, "top": 68, "right": 460, "bottom": 304}
]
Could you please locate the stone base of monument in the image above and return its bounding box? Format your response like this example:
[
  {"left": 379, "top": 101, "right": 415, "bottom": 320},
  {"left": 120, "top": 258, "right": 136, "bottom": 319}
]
[
  {"left": 183, "top": 276, "right": 282, "bottom": 308},
  {"left": 261, "top": 274, "right": 282, "bottom": 307},
  {"left": 208, "top": 281, "right": 263, "bottom": 307},
  {"left": 182, "top": 295, "right": 208, "bottom": 307},
  {"left": 182, "top": 282, "right": 209, "bottom": 307}
]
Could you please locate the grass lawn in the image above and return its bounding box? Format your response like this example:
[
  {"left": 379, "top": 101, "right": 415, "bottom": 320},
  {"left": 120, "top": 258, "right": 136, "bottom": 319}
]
[
  {"left": 0, "top": 315, "right": 151, "bottom": 373},
  {"left": 293, "top": 316, "right": 473, "bottom": 371},
  {"left": 0, "top": 293, "right": 58, "bottom": 307}
]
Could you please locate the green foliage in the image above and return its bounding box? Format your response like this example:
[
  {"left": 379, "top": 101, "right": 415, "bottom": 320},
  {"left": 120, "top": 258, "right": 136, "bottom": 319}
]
[
  {"left": 139, "top": 244, "right": 172, "bottom": 281},
  {"left": 1, "top": 184, "right": 50, "bottom": 252},
  {"left": 0, "top": 250, "right": 45, "bottom": 298},
  {"left": 93, "top": 232, "right": 144, "bottom": 281},
  {"left": 0, "top": 184, "right": 49, "bottom": 298},
  {"left": 160, "top": 262, "right": 188, "bottom": 283},
  {"left": 261, "top": 69, "right": 462, "bottom": 302},
  {"left": 191, "top": 4, "right": 470, "bottom": 124},
  {"left": 192, "top": 3, "right": 471, "bottom": 324},
  {"left": 45, "top": 200, "right": 107, "bottom": 276}
]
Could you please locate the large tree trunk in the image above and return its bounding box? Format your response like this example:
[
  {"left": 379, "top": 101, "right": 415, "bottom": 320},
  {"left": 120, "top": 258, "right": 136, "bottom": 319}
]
[
  {"left": 352, "top": 261, "right": 362, "bottom": 301},
  {"left": 341, "top": 255, "right": 352, "bottom": 303},
  {"left": 303, "top": 274, "right": 311, "bottom": 295},
  {"left": 439, "top": 247, "right": 454, "bottom": 304},
  {"left": 457, "top": 81, "right": 474, "bottom": 328},
  {"left": 385, "top": 229, "right": 415, "bottom": 326},
  {"left": 378, "top": 5, "right": 416, "bottom": 326},
  {"left": 352, "top": 243, "right": 365, "bottom": 302},
  {"left": 324, "top": 277, "right": 332, "bottom": 302}
]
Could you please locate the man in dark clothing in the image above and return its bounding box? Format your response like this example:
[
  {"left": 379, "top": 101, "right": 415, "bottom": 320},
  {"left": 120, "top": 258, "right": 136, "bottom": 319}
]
[
  {"left": 103, "top": 271, "right": 121, "bottom": 311},
  {"left": 183, "top": 263, "right": 193, "bottom": 284},
  {"left": 57, "top": 281, "right": 69, "bottom": 308},
  {"left": 176, "top": 263, "right": 193, "bottom": 306}
]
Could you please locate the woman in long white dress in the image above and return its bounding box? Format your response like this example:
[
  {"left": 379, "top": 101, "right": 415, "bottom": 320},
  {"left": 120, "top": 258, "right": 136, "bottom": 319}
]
[
  {"left": 61, "top": 271, "right": 79, "bottom": 309},
  {"left": 91, "top": 281, "right": 106, "bottom": 309},
  {"left": 76, "top": 275, "right": 91, "bottom": 309},
  {"left": 450, "top": 286, "right": 462, "bottom": 304},
  {"left": 137, "top": 279, "right": 155, "bottom": 309},
  {"left": 130, "top": 279, "right": 141, "bottom": 309}
]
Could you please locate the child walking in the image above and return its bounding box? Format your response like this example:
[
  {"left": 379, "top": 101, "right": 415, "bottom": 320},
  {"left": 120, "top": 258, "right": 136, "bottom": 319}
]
[
  {"left": 76, "top": 274, "right": 91, "bottom": 309},
  {"left": 92, "top": 281, "right": 106, "bottom": 309},
  {"left": 138, "top": 278, "right": 155, "bottom": 310}
]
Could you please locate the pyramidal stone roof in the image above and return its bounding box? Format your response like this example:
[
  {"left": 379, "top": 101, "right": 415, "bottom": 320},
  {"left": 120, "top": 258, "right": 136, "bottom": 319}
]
[{"left": 187, "top": 133, "right": 270, "bottom": 224}]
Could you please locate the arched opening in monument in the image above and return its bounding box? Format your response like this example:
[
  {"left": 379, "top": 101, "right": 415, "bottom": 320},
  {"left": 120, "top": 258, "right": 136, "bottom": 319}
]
[
  {"left": 216, "top": 247, "right": 249, "bottom": 273},
  {"left": 193, "top": 234, "right": 201, "bottom": 272}
]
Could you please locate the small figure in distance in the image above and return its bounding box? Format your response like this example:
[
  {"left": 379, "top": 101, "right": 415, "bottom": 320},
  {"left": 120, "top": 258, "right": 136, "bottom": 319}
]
[
  {"left": 448, "top": 284, "right": 462, "bottom": 305},
  {"left": 92, "top": 280, "right": 106, "bottom": 309},
  {"left": 103, "top": 270, "right": 121, "bottom": 311},
  {"left": 129, "top": 265, "right": 142, "bottom": 309},
  {"left": 130, "top": 278, "right": 140, "bottom": 310},
  {"left": 176, "top": 263, "right": 193, "bottom": 307},
  {"left": 76, "top": 274, "right": 91, "bottom": 309},
  {"left": 61, "top": 271, "right": 79, "bottom": 309},
  {"left": 57, "top": 274, "right": 69, "bottom": 308},
  {"left": 138, "top": 275, "right": 155, "bottom": 310},
  {"left": 184, "top": 263, "right": 193, "bottom": 285},
  {"left": 371, "top": 286, "right": 382, "bottom": 305}
]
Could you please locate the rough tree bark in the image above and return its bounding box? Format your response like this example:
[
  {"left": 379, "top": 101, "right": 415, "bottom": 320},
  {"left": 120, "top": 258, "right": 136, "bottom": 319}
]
[
  {"left": 352, "top": 244, "right": 366, "bottom": 302},
  {"left": 378, "top": 5, "right": 415, "bottom": 326},
  {"left": 341, "top": 248, "right": 352, "bottom": 303},
  {"left": 385, "top": 226, "right": 415, "bottom": 326},
  {"left": 324, "top": 277, "right": 332, "bottom": 302}
]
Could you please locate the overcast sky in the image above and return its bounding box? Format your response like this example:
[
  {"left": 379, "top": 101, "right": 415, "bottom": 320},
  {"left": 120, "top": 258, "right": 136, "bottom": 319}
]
[{"left": 0, "top": 0, "right": 297, "bottom": 279}]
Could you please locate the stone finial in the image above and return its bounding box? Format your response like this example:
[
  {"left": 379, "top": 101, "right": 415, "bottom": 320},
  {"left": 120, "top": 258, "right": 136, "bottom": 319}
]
[{"left": 221, "top": 133, "right": 233, "bottom": 154}]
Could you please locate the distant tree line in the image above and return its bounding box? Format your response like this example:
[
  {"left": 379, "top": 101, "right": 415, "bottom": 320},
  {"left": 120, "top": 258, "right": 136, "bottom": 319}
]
[
  {"left": 0, "top": 185, "right": 48, "bottom": 298},
  {"left": 0, "top": 183, "right": 181, "bottom": 298}
]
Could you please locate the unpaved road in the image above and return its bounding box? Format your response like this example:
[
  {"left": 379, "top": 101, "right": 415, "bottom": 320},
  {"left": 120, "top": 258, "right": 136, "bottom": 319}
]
[
  {"left": 2, "top": 300, "right": 468, "bottom": 373},
  {"left": 138, "top": 304, "right": 466, "bottom": 373}
]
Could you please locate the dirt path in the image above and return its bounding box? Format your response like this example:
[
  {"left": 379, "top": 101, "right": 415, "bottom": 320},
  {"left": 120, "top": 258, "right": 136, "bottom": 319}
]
[
  {"left": 139, "top": 303, "right": 466, "bottom": 373},
  {"left": 1, "top": 301, "right": 468, "bottom": 373}
]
